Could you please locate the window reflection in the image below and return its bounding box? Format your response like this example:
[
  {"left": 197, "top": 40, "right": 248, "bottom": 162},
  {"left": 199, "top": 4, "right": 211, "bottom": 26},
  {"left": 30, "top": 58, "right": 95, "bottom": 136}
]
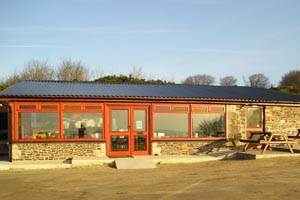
[
  {"left": 111, "top": 110, "right": 128, "bottom": 132},
  {"left": 18, "top": 112, "right": 59, "bottom": 139},
  {"left": 134, "top": 136, "right": 147, "bottom": 150},
  {"left": 192, "top": 114, "right": 224, "bottom": 137},
  {"left": 63, "top": 112, "right": 103, "bottom": 138},
  {"left": 111, "top": 136, "right": 129, "bottom": 151},
  {"left": 247, "top": 107, "right": 261, "bottom": 128},
  {"left": 134, "top": 110, "right": 146, "bottom": 132},
  {"left": 154, "top": 113, "right": 188, "bottom": 138}
]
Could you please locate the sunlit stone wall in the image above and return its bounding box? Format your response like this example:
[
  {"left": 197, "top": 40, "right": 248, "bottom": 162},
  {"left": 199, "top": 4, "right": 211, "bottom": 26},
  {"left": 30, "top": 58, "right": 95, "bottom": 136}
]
[
  {"left": 151, "top": 141, "right": 231, "bottom": 156},
  {"left": 226, "top": 105, "right": 245, "bottom": 142},
  {"left": 265, "top": 106, "right": 300, "bottom": 136},
  {"left": 11, "top": 142, "right": 106, "bottom": 161}
]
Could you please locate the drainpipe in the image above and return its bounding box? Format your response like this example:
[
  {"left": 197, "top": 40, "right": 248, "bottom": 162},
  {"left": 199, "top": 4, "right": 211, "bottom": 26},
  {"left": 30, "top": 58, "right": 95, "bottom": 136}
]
[{"left": 262, "top": 105, "right": 266, "bottom": 133}]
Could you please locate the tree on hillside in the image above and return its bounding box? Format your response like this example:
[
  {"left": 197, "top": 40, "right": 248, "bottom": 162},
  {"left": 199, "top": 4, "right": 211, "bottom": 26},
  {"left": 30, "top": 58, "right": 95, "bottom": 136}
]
[
  {"left": 4, "top": 71, "right": 22, "bottom": 86},
  {"left": 56, "top": 59, "right": 90, "bottom": 81},
  {"left": 182, "top": 74, "right": 215, "bottom": 85},
  {"left": 0, "top": 80, "right": 8, "bottom": 91},
  {"left": 181, "top": 76, "right": 194, "bottom": 85},
  {"left": 130, "top": 66, "right": 144, "bottom": 79},
  {"left": 274, "top": 86, "right": 300, "bottom": 95},
  {"left": 245, "top": 73, "right": 270, "bottom": 88},
  {"left": 4, "top": 59, "right": 55, "bottom": 86},
  {"left": 90, "top": 68, "right": 104, "bottom": 80},
  {"left": 279, "top": 70, "right": 300, "bottom": 86},
  {"left": 23, "top": 59, "right": 55, "bottom": 80},
  {"left": 94, "top": 74, "right": 174, "bottom": 84},
  {"left": 219, "top": 76, "right": 237, "bottom": 86}
]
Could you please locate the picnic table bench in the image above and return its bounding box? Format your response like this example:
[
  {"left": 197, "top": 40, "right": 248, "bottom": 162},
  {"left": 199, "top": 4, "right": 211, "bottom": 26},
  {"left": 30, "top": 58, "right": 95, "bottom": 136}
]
[
  {"left": 240, "top": 132, "right": 295, "bottom": 154},
  {"left": 288, "top": 129, "right": 300, "bottom": 139}
]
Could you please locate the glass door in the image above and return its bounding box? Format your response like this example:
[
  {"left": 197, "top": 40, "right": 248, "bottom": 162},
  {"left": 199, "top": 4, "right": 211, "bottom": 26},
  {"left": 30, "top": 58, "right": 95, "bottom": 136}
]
[
  {"left": 107, "top": 105, "right": 149, "bottom": 156},
  {"left": 132, "top": 109, "right": 148, "bottom": 155},
  {"left": 109, "top": 108, "right": 130, "bottom": 156}
]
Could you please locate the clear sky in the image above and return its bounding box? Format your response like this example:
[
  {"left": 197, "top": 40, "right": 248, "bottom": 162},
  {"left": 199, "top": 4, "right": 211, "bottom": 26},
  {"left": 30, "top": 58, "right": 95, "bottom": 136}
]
[{"left": 0, "top": 0, "right": 300, "bottom": 85}]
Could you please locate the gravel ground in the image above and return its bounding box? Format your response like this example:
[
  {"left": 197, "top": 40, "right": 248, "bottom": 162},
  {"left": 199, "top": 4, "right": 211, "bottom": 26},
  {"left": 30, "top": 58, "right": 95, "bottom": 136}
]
[{"left": 1, "top": 156, "right": 300, "bottom": 200}]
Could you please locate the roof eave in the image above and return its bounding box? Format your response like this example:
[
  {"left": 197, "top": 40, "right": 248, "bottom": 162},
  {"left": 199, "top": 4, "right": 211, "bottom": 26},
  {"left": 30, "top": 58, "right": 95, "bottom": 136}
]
[{"left": 1, "top": 95, "right": 300, "bottom": 105}]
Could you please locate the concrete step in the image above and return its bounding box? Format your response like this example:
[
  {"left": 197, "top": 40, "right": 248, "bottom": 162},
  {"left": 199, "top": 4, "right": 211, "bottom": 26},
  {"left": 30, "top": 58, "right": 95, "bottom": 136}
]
[{"left": 114, "top": 157, "right": 156, "bottom": 169}]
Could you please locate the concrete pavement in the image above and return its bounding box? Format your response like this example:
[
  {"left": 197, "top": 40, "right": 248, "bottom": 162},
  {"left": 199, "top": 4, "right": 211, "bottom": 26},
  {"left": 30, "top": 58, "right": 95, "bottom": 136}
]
[{"left": 1, "top": 149, "right": 300, "bottom": 171}]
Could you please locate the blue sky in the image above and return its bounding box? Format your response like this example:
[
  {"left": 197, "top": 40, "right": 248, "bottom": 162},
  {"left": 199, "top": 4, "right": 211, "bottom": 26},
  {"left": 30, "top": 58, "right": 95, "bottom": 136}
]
[{"left": 0, "top": 0, "right": 300, "bottom": 85}]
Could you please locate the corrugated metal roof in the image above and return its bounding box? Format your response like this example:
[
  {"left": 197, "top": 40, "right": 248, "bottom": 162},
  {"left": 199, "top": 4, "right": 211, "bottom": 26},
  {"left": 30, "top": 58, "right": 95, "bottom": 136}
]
[{"left": 0, "top": 80, "right": 300, "bottom": 103}]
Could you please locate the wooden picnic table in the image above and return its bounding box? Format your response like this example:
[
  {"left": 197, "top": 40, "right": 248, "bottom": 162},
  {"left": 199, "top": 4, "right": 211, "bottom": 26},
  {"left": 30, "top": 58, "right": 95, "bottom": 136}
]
[
  {"left": 240, "top": 132, "right": 271, "bottom": 152},
  {"left": 288, "top": 129, "right": 300, "bottom": 139},
  {"left": 240, "top": 132, "right": 295, "bottom": 154},
  {"left": 260, "top": 133, "right": 295, "bottom": 154}
]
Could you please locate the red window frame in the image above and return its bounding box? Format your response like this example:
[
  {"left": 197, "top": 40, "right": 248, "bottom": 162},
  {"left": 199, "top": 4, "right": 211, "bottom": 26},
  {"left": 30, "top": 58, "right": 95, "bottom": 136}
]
[
  {"left": 152, "top": 104, "right": 190, "bottom": 140},
  {"left": 13, "top": 102, "right": 105, "bottom": 142},
  {"left": 152, "top": 104, "right": 226, "bottom": 141},
  {"left": 61, "top": 102, "right": 104, "bottom": 141},
  {"left": 191, "top": 104, "right": 226, "bottom": 139},
  {"left": 14, "top": 102, "right": 60, "bottom": 141}
]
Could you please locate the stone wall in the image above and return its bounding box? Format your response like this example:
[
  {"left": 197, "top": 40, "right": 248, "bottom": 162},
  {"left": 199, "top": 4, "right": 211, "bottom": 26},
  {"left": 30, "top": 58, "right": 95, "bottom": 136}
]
[
  {"left": 151, "top": 140, "right": 231, "bottom": 155},
  {"left": 226, "top": 104, "right": 300, "bottom": 138},
  {"left": 227, "top": 105, "right": 245, "bottom": 141},
  {"left": 265, "top": 106, "right": 300, "bottom": 135},
  {"left": 12, "top": 142, "right": 106, "bottom": 161}
]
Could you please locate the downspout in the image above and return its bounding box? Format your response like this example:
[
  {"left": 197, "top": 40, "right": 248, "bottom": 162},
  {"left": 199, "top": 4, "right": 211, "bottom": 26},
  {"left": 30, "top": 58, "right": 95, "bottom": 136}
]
[{"left": 262, "top": 105, "right": 266, "bottom": 133}]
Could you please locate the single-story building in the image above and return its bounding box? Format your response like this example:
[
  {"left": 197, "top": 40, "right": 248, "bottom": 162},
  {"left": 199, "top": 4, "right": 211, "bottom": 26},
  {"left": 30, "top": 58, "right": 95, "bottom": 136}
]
[{"left": 1, "top": 80, "right": 300, "bottom": 161}]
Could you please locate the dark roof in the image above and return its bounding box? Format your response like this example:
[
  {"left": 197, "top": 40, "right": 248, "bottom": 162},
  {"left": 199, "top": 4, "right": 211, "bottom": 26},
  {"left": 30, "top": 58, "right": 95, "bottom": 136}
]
[{"left": 0, "top": 80, "right": 300, "bottom": 103}]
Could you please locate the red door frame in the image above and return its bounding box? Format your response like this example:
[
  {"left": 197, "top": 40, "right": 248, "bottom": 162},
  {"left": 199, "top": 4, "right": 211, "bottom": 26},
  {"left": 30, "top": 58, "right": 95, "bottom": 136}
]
[{"left": 106, "top": 105, "right": 150, "bottom": 156}]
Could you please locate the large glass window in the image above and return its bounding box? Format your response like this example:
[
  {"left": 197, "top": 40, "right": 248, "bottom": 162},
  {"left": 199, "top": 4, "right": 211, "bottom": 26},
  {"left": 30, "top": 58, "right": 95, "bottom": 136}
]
[
  {"left": 18, "top": 112, "right": 59, "bottom": 139},
  {"left": 247, "top": 107, "right": 262, "bottom": 128},
  {"left": 63, "top": 112, "right": 103, "bottom": 139},
  {"left": 154, "top": 113, "right": 188, "bottom": 138},
  {"left": 192, "top": 114, "right": 224, "bottom": 138}
]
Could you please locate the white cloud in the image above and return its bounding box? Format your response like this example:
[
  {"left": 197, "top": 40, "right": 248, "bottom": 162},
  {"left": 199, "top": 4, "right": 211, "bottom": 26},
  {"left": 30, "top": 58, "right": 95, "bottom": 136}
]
[
  {"left": 0, "top": 26, "right": 189, "bottom": 35},
  {"left": 173, "top": 48, "right": 256, "bottom": 55},
  {"left": 0, "top": 44, "right": 66, "bottom": 48},
  {"left": 168, "top": 0, "right": 225, "bottom": 5}
]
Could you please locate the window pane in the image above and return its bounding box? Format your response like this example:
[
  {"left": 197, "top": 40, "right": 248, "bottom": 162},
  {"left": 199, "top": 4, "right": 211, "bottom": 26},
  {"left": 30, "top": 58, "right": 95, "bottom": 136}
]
[
  {"left": 173, "top": 107, "right": 188, "bottom": 111},
  {"left": 154, "top": 113, "right": 188, "bottom": 138},
  {"left": 155, "top": 106, "right": 171, "bottom": 111},
  {"left": 192, "top": 106, "right": 208, "bottom": 112},
  {"left": 210, "top": 106, "right": 224, "bottom": 112},
  {"left": 64, "top": 105, "right": 81, "bottom": 110},
  {"left": 85, "top": 106, "right": 102, "bottom": 110},
  {"left": 192, "top": 114, "right": 224, "bottom": 137},
  {"left": 247, "top": 107, "right": 261, "bottom": 128},
  {"left": 63, "top": 112, "right": 103, "bottom": 139},
  {"left": 111, "top": 136, "right": 129, "bottom": 151},
  {"left": 41, "top": 105, "right": 58, "bottom": 110},
  {"left": 19, "top": 105, "right": 36, "bottom": 110},
  {"left": 111, "top": 110, "right": 128, "bottom": 132},
  {"left": 18, "top": 112, "right": 59, "bottom": 139},
  {"left": 134, "top": 110, "right": 146, "bottom": 132},
  {"left": 134, "top": 136, "right": 147, "bottom": 150}
]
